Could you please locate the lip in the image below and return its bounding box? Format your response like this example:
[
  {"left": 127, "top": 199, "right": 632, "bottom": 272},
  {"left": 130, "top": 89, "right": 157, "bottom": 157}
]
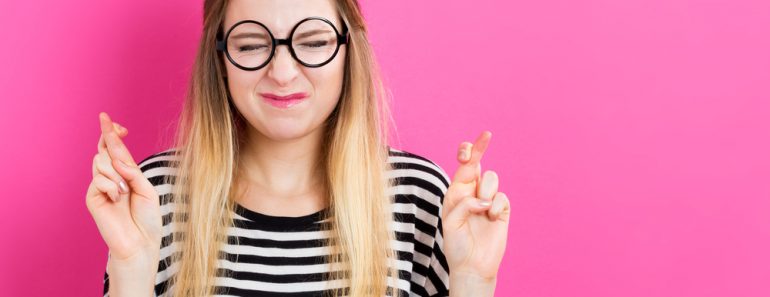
[
  {"left": 259, "top": 92, "right": 309, "bottom": 109},
  {"left": 259, "top": 92, "right": 308, "bottom": 100}
]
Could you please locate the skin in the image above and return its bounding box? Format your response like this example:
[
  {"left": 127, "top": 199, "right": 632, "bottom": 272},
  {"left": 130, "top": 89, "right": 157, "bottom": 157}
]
[
  {"left": 444, "top": 131, "right": 511, "bottom": 295},
  {"left": 88, "top": 112, "right": 162, "bottom": 296},
  {"left": 88, "top": 0, "right": 509, "bottom": 295},
  {"left": 223, "top": 0, "right": 346, "bottom": 217}
]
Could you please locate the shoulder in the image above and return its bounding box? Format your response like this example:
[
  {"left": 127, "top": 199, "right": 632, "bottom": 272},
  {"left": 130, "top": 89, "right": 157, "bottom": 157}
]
[
  {"left": 136, "top": 147, "right": 181, "bottom": 175},
  {"left": 134, "top": 147, "right": 182, "bottom": 202},
  {"left": 136, "top": 147, "right": 181, "bottom": 168},
  {"left": 386, "top": 145, "right": 452, "bottom": 210}
]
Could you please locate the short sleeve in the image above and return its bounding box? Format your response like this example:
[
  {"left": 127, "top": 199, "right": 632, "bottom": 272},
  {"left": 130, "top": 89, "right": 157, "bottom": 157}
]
[
  {"left": 386, "top": 146, "right": 453, "bottom": 296},
  {"left": 422, "top": 161, "right": 452, "bottom": 297}
]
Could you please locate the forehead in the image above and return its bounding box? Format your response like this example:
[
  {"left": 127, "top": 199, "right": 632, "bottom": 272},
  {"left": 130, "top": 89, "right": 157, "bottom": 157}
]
[{"left": 224, "top": 0, "right": 341, "bottom": 36}]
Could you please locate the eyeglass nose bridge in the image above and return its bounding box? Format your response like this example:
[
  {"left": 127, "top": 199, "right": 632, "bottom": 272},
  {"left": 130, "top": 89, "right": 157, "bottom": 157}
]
[
  {"left": 275, "top": 38, "right": 291, "bottom": 46},
  {"left": 271, "top": 38, "right": 299, "bottom": 66}
]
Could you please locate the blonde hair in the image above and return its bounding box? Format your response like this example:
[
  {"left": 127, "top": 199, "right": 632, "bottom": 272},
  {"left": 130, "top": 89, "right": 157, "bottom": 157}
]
[{"left": 163, "top": 0, "right": 401, "bottom": 296}]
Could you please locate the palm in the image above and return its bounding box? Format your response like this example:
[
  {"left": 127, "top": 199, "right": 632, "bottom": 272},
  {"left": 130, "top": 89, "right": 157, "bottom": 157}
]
[
  {"left": 444, "top": 192, "right": 509, "bottom": 278},
  {"left": 89, "top": 185, "right": 162, "bottom": 261}
]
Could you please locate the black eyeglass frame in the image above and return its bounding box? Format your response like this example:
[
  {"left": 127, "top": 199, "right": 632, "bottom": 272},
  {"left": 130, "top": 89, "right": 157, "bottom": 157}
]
[{"left": 216, "top": 16, "right": 349, "bottom": 71}]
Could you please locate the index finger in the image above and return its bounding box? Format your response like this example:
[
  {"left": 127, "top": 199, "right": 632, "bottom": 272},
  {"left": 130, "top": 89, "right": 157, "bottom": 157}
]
[
  {"left": 99, "top": 112, "right": 138, "bottom": 167},
  {"left": 452, "top": 130, "right": 492, "bottom": 184}
]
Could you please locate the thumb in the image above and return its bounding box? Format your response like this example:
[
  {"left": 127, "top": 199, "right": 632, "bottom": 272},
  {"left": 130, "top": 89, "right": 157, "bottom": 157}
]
[
  {"left": 443, "top": 196, "right": 491, "bottom": 230},
  {"left": 113, "top": 158, "right": 156, "bottom": 202}
]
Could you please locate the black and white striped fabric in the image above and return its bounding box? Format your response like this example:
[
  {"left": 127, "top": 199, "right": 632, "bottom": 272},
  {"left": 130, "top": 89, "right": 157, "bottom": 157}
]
[{"left": 102, "top": 146, "right": 451, "bottom": 296}]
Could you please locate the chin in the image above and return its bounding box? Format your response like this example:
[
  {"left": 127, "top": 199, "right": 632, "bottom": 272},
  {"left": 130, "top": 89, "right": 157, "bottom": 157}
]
[{"left": 260, "top": 123, "right": 315, "bottom": 141}]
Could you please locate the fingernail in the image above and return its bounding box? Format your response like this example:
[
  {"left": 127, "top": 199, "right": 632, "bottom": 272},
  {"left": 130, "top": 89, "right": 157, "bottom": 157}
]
[
  {"left": 459, "top": 148, "right": 469, "bottom": 161},
  {"left": 479, "top": 200, "right": 491, "bottom": 207},
  {"left": 118, "top": 180, "right": 128, "bottom": 193}
]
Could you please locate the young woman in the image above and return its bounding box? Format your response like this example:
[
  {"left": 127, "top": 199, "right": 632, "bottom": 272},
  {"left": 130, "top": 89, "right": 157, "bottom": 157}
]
[{"left": 86, "top": 0, "right": 510, "bottom": 296}]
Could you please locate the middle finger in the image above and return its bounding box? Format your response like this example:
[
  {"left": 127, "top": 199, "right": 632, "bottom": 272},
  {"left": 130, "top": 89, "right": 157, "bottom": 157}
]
[{"left": 452, "top": 131, "right": 492, "bottom": 184}]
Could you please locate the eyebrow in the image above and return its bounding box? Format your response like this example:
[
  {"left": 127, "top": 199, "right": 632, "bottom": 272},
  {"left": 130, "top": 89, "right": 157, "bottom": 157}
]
[
  {"left": 294, "top": 29, "right": 333, "bottom": 40},
  {"left": 230, "top": 32, "right": 268, "bottom": 40}
]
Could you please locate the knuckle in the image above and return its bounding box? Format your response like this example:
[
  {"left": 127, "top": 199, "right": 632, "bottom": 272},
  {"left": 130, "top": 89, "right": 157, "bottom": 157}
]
[
  {"left": 94, "top": 154, "right": 104, "bottom": 167},
  {"left": 105, "top": 179, "right": 119, "bottom": 192},
  {"left": 94, "top": 158, "right": 108, "bottom": 175},
  {"left": 461, "top": 195, "right": 477, "bottom": 205},
  {"left": 95, "top": 153, "right": 108, "bottom": 166},
  {"left": 97, "top": 151, "right": 110, "bottom": 163},
  {"left": 112, "top": 158, "right": 132, "bottom": 172},
  {"left": 95, "top": 174, "right": 115, "bottom": 190},
  {"left": 94, "top": 174, "right": 107, "bottom": 185}
]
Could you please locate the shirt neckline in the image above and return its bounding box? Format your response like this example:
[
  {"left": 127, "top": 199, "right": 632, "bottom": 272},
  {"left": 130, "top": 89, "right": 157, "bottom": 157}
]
[{"left": 232, "top": 201, "right": 329, "bottom": 229}]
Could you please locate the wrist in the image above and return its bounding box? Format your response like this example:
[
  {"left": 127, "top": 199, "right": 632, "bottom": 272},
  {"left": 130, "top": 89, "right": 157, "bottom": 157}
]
[
  {"left": 449, "top": 271, "right": 497, "bottom": 297},
  {"left": 107, "top": 251, "right": 159, "bottom": 296},
  {"left": 107, "top": 248, "right": 159, "bottom": 271}
]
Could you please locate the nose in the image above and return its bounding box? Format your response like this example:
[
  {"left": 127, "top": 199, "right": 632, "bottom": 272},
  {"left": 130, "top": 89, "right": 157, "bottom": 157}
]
[{"left": 266, "top": 45, "right": 300, "bottom": 87}]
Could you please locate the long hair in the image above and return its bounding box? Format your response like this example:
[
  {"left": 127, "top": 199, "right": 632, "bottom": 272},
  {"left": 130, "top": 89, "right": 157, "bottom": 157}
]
[{"left": 163, "top": 0, "right": 400, "bottom": 296}]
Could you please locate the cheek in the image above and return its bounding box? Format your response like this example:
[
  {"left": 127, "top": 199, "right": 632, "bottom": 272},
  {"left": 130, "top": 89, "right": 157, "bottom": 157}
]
[
  {"left": 226, "top": 66, "right": 265, "bottom": 94},
  {"left": 308, "top": 54, "right": 346, "bottom": 100}
]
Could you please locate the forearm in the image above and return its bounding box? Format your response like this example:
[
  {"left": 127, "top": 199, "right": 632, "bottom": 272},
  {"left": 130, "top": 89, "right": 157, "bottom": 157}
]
[
  {"left": 106, "top": 255, "right": 157, "bottom": 297},
  {"left": 449, "top": 272, "right": 497, "bottom": 297}
]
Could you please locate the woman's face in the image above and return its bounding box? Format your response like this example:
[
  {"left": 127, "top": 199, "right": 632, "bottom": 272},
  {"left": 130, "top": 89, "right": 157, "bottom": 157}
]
[{"left": 222, "top": 0, "right": 345, "bottom": 141}]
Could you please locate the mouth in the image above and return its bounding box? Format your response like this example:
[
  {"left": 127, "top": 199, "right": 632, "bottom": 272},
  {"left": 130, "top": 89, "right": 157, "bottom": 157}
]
[{"left": 259, "top": 92, "right": 309, "bottom": 109}]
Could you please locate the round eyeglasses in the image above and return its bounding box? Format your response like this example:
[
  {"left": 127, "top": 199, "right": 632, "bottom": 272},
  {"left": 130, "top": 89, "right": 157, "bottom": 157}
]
[{"left": 216, "top": 17, "right": 349, "bottom": 71}]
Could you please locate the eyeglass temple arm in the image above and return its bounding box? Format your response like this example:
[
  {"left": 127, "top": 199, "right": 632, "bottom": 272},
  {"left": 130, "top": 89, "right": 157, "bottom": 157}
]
[{"left": 340, "top": 23, "right": 350, "bottom": 44}]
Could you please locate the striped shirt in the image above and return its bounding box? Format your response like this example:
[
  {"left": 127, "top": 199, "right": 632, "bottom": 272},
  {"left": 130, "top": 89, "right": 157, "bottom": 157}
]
[{"left": 102, "top": 146, "right": 452, "bottom": 296}]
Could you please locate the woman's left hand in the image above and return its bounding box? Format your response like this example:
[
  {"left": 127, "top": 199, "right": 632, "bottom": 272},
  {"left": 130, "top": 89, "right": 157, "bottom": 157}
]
[{"left": 442, "top": 131, "right": 510, "bottom": 282}]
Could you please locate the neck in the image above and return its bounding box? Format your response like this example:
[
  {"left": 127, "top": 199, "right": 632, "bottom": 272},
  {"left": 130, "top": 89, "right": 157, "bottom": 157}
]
[{"left": 237, "top": 125, "right": 327, "bottom": 199}]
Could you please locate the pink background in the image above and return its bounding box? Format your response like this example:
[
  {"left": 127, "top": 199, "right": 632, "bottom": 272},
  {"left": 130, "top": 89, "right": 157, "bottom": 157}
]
[{"left": 1, "top": 0, "right": 769, "bottom": 296}]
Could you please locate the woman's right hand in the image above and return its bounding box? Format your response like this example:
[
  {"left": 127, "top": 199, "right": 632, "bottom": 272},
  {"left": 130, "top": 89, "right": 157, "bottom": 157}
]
[{"left": 86, "top": 112, "right": 163, "bottom": 266}]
